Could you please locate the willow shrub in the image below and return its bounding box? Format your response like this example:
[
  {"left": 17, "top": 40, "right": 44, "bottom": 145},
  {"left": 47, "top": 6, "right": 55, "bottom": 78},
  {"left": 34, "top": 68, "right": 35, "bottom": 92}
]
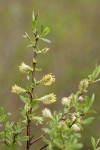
[{"left": 0, "top": 12, "right": 100, "bottom": 150}]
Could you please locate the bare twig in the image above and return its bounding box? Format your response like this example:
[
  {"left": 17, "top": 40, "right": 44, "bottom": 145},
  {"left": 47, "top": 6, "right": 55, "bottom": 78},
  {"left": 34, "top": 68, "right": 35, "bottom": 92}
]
[
  {"left": 40, "top": 144, "right": 48, "bottom": 150},
  {"left": 30, "top": 132, "right": 47, "bottom": 145}
]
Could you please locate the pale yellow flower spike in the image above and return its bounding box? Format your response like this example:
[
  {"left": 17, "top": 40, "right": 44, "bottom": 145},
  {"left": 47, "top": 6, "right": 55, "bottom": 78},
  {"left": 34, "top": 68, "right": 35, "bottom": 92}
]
[
  {"left": 61, "top": 97, "right": 71, "bottom": 106},
  {"left": 11, "top": 85, "right": 26, "bottom": 94},
  {"left": 32, "top": 116, "right": 43, "bottom": 125},
  {"left": 42, "top": 73, "right": 55, "bottom": 86},
  {"left": 79, "top": 79, "right": 89, "bottom": 90},
  {"left": 38, "top": 93, "right": 56, "bottom": 104},
  {"left": 19, "top": 62, "right": 33, "bottom": 74},
  {"left": 42, "top": 108, "right": 53, "bottom": 119}
]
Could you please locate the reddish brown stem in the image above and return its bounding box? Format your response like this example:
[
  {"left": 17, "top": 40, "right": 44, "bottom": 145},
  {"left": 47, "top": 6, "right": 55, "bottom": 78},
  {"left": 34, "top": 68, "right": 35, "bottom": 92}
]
[
  {"left": 30, "top": 132, "right": 47, "bottom": 145},
  {"left": 26, "top": 31, "right": 39, "bottom": 150}
]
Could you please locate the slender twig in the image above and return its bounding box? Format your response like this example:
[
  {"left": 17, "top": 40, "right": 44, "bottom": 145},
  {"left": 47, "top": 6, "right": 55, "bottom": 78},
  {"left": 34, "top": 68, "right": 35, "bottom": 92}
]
[
  {"left": 4, "top": 141, "right": 10, "bottom": 147},
  {"left": 40, "top": 144, "right": 48, "bottom": 150},
  {"left": 30, "top": 132, "right": 47, "bottom": 145},
  {"left": 30, "top": 135, "right": 34, "bottom": 141}
]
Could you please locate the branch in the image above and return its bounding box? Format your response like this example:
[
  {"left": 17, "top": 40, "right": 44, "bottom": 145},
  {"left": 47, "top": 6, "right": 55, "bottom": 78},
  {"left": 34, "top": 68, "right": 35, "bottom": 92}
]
[
  {"left": 30, "top": 132, "right": 47, "bottom": 145},
  {"left": 40, "top": 144, "right": 48, "bottom": 150}
]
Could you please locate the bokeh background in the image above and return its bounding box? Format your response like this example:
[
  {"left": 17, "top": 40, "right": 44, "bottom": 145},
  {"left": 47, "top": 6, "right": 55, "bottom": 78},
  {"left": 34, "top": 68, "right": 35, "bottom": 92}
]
[{"left": 0, "top": 0, "right": 100, "bottom": 149}]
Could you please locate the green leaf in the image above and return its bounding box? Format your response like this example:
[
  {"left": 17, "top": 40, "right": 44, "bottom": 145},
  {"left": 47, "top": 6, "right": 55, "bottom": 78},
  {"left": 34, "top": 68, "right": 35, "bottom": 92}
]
[
  {"left": 35, "top": 67, "right": 42, "bottom": 72},
  {"left": 89, "top": 94, "right": 95, "bottom": 109},
  {"left": 42, "top": 136, "right": 49, "bottom": 144},
  {"left": 16, "top": 122, "right": 22, "bottom": 128},
  {"left": 40, "top": 38, "right": 51, "bottom": 43},
  {"left": 91, "top": 137, "right": 96, "bottom": 149},
  {"left": 0, "top": 114, "right": 9, "bottom": 123},
  {"left": 20, "top": 136, "right": 29, "bottom": 142},
  {"left": 31, "top": 107, "right": 38, "bottom": 114},
  {"left": 89, "top": 65, "right": 100, "bottom": 81},
  {"left": 23, "top": 32, "right": 31, "bottom": 41},
  {"left": 97, "top": 139, "right": 100, "bottom": 147},
  {"left": 31, "top": 100, "right": 39, "bottom": 112},
  {"left": 32, "top": 12, "right": 38, "bottom": 29},
  {"left": 32, "top": 20, "right": 37, "bottom": 29},
  {"left": 31, "top": 100, "right": 38, "bottom": 106},
  {"left": 20, "top": 109, "right": 27, "bottom": 120},
  {"left": 31, "top": 83, "right": 36, "bottom": 88},
  {"left": 41, "top": 24, "right": 45, "bottom": 34},
  {"left": 82, "top": 117, "right": 94, "bottom": 125},
  {"left": 32, "top": 11, "right": 35, "bottom": 21},
  {"left": 87, "top": 110, "right": 96, "bottom": 114},
  {"left": 27, "top": 44, "right": 35, "bottom": 48},
  {"left": 42, "top": 128, "right": 50, "bottom": 133},
  {"left": 77, "top": 103, "right": 86, "bottom": 111},
  {"left": 41, "top": 25, "right": 50, "bottom": 36},
  {"left": 84, "top": 95, "right": 95, "bottom": 113},
  {"left": 20, "top": 95, "right": 30, "bottom": 105}
]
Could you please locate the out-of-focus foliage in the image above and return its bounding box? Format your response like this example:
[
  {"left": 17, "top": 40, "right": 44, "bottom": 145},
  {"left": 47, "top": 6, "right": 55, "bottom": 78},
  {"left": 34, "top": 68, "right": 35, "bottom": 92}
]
[
  {"left": 91, "top": 137, "right": 100, "bottom": 150},
  {"left": 0, "top": 0, "right": 100, "bottom": 149}
]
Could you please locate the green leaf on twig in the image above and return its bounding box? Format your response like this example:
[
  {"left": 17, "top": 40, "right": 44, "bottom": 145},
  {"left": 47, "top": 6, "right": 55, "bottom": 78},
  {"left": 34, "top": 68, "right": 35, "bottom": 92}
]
[
  {"left": 82, "top": 117, "right": 94, "bottom": 125},
  {"left": 41, "top": 25, "right": 50, "bottom": 36},
  {"left": 32, "top": 11, "right": 38, "bottom": 29},
  {"left": 20, "top": 95, "right": 30, "bottom": 105},
  {"left": 40, "top": 38, "right": 51, "bottom": 43}
]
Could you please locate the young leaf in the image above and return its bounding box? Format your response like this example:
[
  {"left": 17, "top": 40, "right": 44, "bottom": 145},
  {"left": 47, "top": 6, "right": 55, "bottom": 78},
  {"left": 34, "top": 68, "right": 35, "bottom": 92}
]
[
  {"left": 20, "top": 136, "right": 29, "bottom": 142},
  {"left": 89, "top": 94, "right": 95, "bottom": 109},
  {"left": 20, "top": 95, "right": 30, "bottom": 105},
  {"left": 31, "top": 100, "right": 39, "bottom": 112},
  {"left": 82, "top": 117, "right": 94, "bottom": 125},
  {"left": 31, "top": 100, "right": 38, "bottom": 107},
  {"left": 41, "top": 25, "right": 50, "bottom": 36},
  {"left": 32, "top": 12, "right": 38, "bottom": 29},
  {"left": 84, "top": 95, "right": 95, "bottom": 113},
  {"left": 23, "top": 32, "right": 31, "bottom": 41},
  {"left": 32, "top": 11, "right": 35, "bottom": 22},
  {"left": 42, "top": 136, "right": 50, "bottom": 144},
  {"left": 35, "top": 67, "right": 42, "bottom": 72},
  {"left": 0, "top": 114, "right": 10, "bottom": 123},
  {"left": 97, "top": 139, "right": 100, "bottom": 147},
  {"left": 89, "top": 65, "right": 100, "bottom": 81},
  {"left": 91, "top": 137, "right": 96, "bottom": 149},
  {"left": 40, "top": 37, "right": 51, "bottom": 43}
]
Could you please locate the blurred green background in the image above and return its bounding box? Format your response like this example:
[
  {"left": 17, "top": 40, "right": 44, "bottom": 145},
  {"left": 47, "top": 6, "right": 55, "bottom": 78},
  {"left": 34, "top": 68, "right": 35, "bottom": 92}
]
[{"left": 0, "top": 0, "right": 100, "bottom": 149}]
